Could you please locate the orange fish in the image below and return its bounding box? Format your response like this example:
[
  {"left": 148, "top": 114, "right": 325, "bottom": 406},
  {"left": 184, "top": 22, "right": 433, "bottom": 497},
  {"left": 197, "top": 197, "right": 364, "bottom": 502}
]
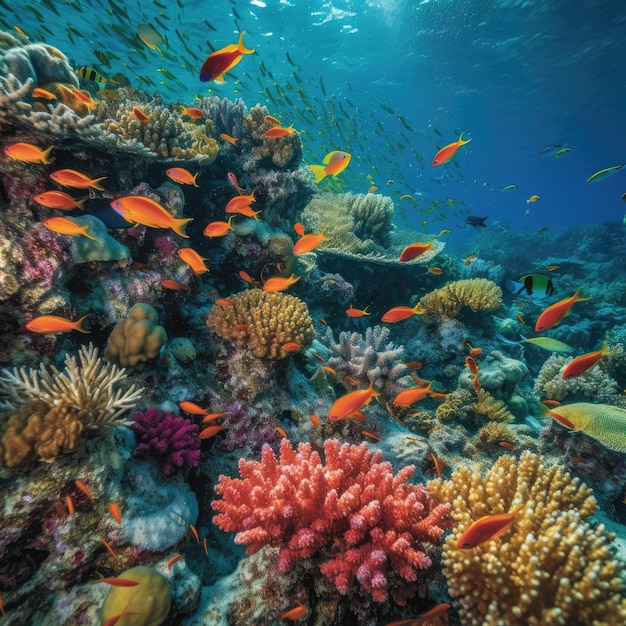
[
  {"left": 178, "top": 248, "right": 210, "bottom": 275},
  {"left": 399, "top": 241, "right": 434, "bottom": 262},
  {"left": 516, "top": 313, "right": 526, "bottom": 325},
  {"left": 293, "top": 222, "right": 305, "bottom": 236},
  {"left": 225, "top": 192, "right": 255, "bottom": 212},
  {"left": 280, "top": 603, "right": 306, "bottom": 621},
  {"left": 74, "top": 480, "right": 93, "bottom": 501},
  {"left": 561, "top": 344, "right": 609, "bottom": 380},
  {"left": 220, "top": 133, "right": 238, "bottom": 145},
  {"left": 311, "top": 352, "right": 325, "bottom": 362},
  {"left": 464, "top": 252, "right": 477, "bottom": 265},
  {"left": 275, "top": 426, "right": 288, "bottom": 439},
  {"left": 469, "top": 346, "right": 483, "bottom": 356},
  {"left": 404, "top": 361, "right": 423, "bottom": 369},
  {"left": 309, "top": 414, "right": 320, "bottom": 426},
  {"left": 282, "top": 342, "right": 302, "bottom": 352},
  {"left": 203, "top": 216, "right": 234, "bottom": 237},
  {"left": 499, "top": 441, "right": 517, "bottom": 451},
  {"left": 109, "top": 503, "right": 122, "bottom": 524},
  {"left": 430, "top": 452, "right": 446, "bottom": 478},
  {"left": 132, "top": 106, "right": 150, "bottom": 121},
  {"left": 202, "top": 413, "right": 227, "bottom": 423},
  {"left": 263, "top": 125, "right": 295, "bottom": 139},
  {"left": 50, "top": 169, "right": 106, "bottom": 190},
  {"left": 203, "top": 537, "right": 209, "bottom": 556},
  {"left": 227, "top": 205, "right": 261, "bottom": 220},
  {"left": 162, "top": 279, "right": 191, "bottom": 292},
  {"left": 263, "top": 274, "right": 300, "bottom": 292},
  {"left": 199, "top": 424, "right": 226, "bottom": 439},
  {"left": 238, "top": 270, "right": 258, "bottom": 285},
  {"left": 102, "top": 609, "right": 142, "bottom": 626},
  {"left": 541, "top": 399, "right": 561, "bottom": 407},
  {"left": 328, "top": 382, "right": 380, "bottom": 421},
  {"left": 432, "top": 132, "right": 471, "bottom": 166},
  {"left": 200, "top": 31, "right": 255, "bottom": 82},
  {"left": 99, "top": 538, "right": 118, "bottom": 559},
  {"left": 264, "top": 115, "right": 281, "bottom": 126},
  {"left": 393, "top": 382, "right": 435, "bottom": 407},
  {"left": 319, "top": 318, "right": 328, "bottom": 326},
  {"left": 25, "top": 314, "right": 89, "bottom": 334},
  {"left": 31, "top": 87, "right": 56, "bottom": 99},
  {"left": 384, "top": 603, "right": 450, "bottom": 626},
  {"left": 381, "top": 304, "right": 422, "bottom": 323},
  {"left": 180, "top": 106, "right": 204, "bottom": 119},
  {"left": 427, "top": 267, "right": 442, "bottom": 275},
  {"left": 166, "top": 167, "right": 199, "bottom": 187},
  {"left": 472, "top": 374, "right": 481, "bottom": 391},
  {"left": 167, "top": 554, "right": 183, "bottom": 569},
  {"left": 4, "top": 142, "right": 54, "bottom": 164},
  {"left": 111, "top": 196, "right": 193, "bottom": 237},
  {"left": 189, "top": 523, "right": 200, "bottom": 543},
  {"left": 534, "top": 288, "right": 590, "bottom": 332},
  {"left": 465, "top": 356, "right": 479, "bottom": 375},
  {"left": 320, "top": 366, "right": 337, "bottom": 376},
  {"left": 227, "top": 172, "right": 244, "bottom": 195},
  {"left": 72, "top": 89, "right": 98, "bottom": 108},
  {"left": 545, "top": 265, "right": 559, "bottom": 271},
  {"left": 343, "top": 375, "right": 359, "bottom": 385},
  {"left": 97, "top": 576, "right": 139, "bottom": 587},
  {"left": 215, "top": 298, "right": 234, "bottom": 306},
  {"left": 293, "top": 231, "right": 330, "bottom": 255},
  {"left": 309, "top": 150, "right": 352, "bottom": 183},
  {"left": 368, "top": 185, "right": 378, "bottom": 193},
  {"left": 34, "top": 190, "right": 86, "bottom": 210},
  {"left": 457, "top": 511, "right": 517, "bottom": 548},
  {"left": 346, "top": 304, "right": 370, "bottom": 317},
  {"left": 42, "top": 216, "right": 96, "bottom": 239},
  {"left": 362, "top": 431, "right": 382, "bottom": 442},
  {"left": 65, "top": 495, "right": 75, "bottom": 516}
]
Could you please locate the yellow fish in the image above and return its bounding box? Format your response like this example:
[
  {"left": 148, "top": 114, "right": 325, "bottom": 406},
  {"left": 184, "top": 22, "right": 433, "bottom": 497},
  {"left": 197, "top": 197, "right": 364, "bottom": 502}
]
[{"left": 526, "top": 194, "right": 540, "bottom": 203}]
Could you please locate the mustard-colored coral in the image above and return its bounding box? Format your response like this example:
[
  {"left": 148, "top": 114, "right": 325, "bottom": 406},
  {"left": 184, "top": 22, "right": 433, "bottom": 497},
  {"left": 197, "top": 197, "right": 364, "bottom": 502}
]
[
  {"left": 472, "top": 388, "right": 514, "bottom": 422},
  {"left": 104, "top": 303, "right": 167, "bottom": 367},
  {"left": 206, "top": 289, "right": 314, "bottom": 359},
  {"left": 474, "top": 421, "right": 517, "bottom": 453},
  {"left": 418, "top": 278, "right": 502, "bottom": 320},
  {"left": 0, "top": 344, "right": 143, "bottom": 467},
  {"left": 435, "top": 389, "right": 473, "bottom": 422},
  {"left": 429, "top": 452, "right": 626, "bottom": 625}
]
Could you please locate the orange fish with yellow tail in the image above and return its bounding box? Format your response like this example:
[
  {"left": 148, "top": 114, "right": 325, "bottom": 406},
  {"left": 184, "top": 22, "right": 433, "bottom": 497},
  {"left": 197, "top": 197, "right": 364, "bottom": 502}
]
[
  {"left": 199, "top": 31, "right": 255, "bottom": 82},
  {"left": 178, "top": 248, "right": 209, "bottom": 275},
  {"left": 203, "top": 216, "right": 234, "bottom": 237},
  {"left": 4, "top": 142, "right": 54, "bottom": 164},
  {"left": 381, "top": 304, "right": 423, "bottom": 323},
  {"left": 111, "top": 196, "right": 193, "bottom": 237},
  {"left": 166, "top": 167, "right": 199, "bottom": 187},
  {"left": 25, "top": 314, "right": 90, "bottom": 334},
  {"left": 432, "top": 132, "right": 471, "bottom": 166},
  {"left": 534, "top": 287, "right": 590, "bottom": 332}
]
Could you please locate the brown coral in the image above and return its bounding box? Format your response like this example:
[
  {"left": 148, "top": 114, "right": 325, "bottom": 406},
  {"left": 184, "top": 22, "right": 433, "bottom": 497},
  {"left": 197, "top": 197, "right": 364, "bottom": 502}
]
[
  {"left": 418, "top": 278, "right": 502, "bottom": 320},
  {"left": 206, "top": 289, "right": 314, "bottom": 360},
  {"left": 429, "top": 452, "right": 626, "bottom": 625},
  {"left": 104, "top": 303, "right": 167, "bottom": 367}
]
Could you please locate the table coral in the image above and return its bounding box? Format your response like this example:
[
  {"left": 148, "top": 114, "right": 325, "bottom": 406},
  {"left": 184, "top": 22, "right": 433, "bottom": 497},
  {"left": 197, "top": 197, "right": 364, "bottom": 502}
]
[
  {"left": 104, "top": 303, "right": 168, "bottom": 367},
  {"left": 418, "top": 278, "right": 502, "bottom": 321},
  {"left": 428, "top": 452, "right": 626, "bottom": 625},
  {"left": 206, "top": 288, "right": 314, "bottom": 360},
  {"left": 0, "top": 343, "right": 143, "bottom": 466},
  {"left": 212, "top": 438, "right": 452, "bottom": 605}
]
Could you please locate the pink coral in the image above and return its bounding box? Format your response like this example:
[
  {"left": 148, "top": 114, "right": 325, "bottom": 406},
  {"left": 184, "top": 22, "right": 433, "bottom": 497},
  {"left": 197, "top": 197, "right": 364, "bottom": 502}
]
[{"left": 212, "top": 438, "right": 452, "bottom": 604}]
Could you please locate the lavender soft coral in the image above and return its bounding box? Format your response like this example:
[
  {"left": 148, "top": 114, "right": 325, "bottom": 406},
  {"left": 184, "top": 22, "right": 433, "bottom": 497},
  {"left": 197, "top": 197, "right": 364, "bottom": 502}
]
[{"left": 132, "top": 408, "right": 200, "bottom": 475}]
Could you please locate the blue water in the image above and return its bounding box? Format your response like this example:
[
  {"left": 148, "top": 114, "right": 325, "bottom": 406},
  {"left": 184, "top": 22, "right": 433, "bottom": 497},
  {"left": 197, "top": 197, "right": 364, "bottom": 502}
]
[{"left": 4, "top": 0, "right": 625, "bottom": 231}]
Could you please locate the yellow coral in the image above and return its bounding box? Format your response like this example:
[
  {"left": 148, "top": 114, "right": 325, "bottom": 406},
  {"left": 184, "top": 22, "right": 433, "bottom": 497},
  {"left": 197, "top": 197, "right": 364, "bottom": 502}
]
[
  {"left": 206, "top": 289, "right": 314, "bottom": 359},
  {"left": 474, "top": 421, "right": 517, "bottom": 453},
  {"left": 104, "top": 303, "right": 167, "bottom": 367},
  {"left": 472, "top": 388, "right": 514, "bottom": 422},
  {"left": 429, "top": 452, "right": 626, "bottom": 625},
  {"left": 435, "top": 389, "right": 473, "bottom": 422},
  {"left": 418, "top": 278, "right": 502, "bottom": 320}
]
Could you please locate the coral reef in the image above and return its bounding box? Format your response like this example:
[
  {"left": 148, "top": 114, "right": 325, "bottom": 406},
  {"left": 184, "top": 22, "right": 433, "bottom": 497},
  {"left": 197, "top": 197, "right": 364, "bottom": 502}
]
[
  {"left": 212, "top": 438, "right": 452, "bottom": 605},
  {"left": 428, "top": 452, "right": 626, "bottom": 625},
  {"left": 104, "top": 303, "right": 168, "bottom": 367},
  {"left": 321, "top": 325, "right": 413, "bottom": 395},
  {"left": 435, "top": 389, "right": 473, "bottom": 422},
  {"left": 472, "top": 388, "right": 515, "bottom": 422},
  {"left": 206, "top": 289, "right": 314, "bottom": 360},
  {"left": 0, "top": 343, "right": 143, "bottom": 466},
  {"left": 131, "top": 408, "right": 200, "bottom": 476},
  {"left": 417, "top": 278, "right": 503, "bottom": 321}
]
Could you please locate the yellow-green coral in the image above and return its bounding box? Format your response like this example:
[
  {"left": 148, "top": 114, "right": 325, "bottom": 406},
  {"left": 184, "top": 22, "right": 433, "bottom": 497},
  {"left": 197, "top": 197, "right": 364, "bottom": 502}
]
[
  {"left": 474, "top": 421, "right": 517, "bottom": 453},
  {"left": 472, "top": 388, "right": 514, "bottom": 422},
  {"left": 418, "top": 278, "right": 502, "bottom": 320},
  {"left": 206, "top": 289, "right": 314, "bottom": 360},
  {"left": 435, "top": 389, "right": 473, "bottom": 422},
  {"left": 429, "top": 452, "right": 626, "bottom": 625}
]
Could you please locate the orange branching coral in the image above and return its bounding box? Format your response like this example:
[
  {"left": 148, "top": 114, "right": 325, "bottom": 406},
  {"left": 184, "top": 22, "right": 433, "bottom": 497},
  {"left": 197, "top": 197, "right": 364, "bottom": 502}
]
[{"left": 206, "top": 289, "right": 314, "bottom": 360}]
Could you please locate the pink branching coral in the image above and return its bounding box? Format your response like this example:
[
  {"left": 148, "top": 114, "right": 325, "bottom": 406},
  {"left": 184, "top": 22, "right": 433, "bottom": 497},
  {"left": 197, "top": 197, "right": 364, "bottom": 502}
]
[{"left": 211, "top": 438, "right": 452, "bottom": 604}]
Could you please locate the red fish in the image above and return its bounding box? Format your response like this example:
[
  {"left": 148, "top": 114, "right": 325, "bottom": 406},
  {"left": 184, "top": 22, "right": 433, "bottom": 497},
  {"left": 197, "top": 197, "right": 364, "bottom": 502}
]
[
  {"left": 399, "top": 241, "right": 434, "bottom": 262},
  {"left": 263, "top": 126, "right": 295, "bottom": 139},
  {"left": 282, "top": 342, "right": 302, "bottom": 352},
  {"left": 97, "top": 576, "right": 139, "bottom": 587},
  {"left": 109, "top": 503, "right": 122, "bottom": 524},
  {"left": 180, "top": 106, "right": 204, "bottom": 119},
  {"left": 293, "top": 222, "right": 305, "bottom": 236},
  {"left": 534, "top": 288, "right": 590, "bottom": 332},
  {"left": 280, "top": 603, "right": 306, "bottom": 621},
  {"left": 227, "top": 172, "right": 244, "bottom": 195},
  {"left": 346, "top": 304, "right": 370, "bottom": 317},
  {"left": 432, "top": 132, "right": 471, "bottom": 166},
  {"left": 457, "top": 511, "right": 517, "bottom": 548},
  {"left": 381, "top": 304, "right": 422, "bottom": 323},
  {"left": 132, "top": 106, "right": 150, "bottom": 121},
  {"left": 161, "top": 279, "right": 191, "bottom": 292},
  {"left": 200, "top": 31, "right": 255, "bottom": 82},
  {"left": 25, "top": 314, "right": 89, "bottom": 334},
  {"left": 561, "top": 344, "right": 609, "bottom": 379},
  {"left": 167, "top": 554, "right": 183, "bottom": 569}
]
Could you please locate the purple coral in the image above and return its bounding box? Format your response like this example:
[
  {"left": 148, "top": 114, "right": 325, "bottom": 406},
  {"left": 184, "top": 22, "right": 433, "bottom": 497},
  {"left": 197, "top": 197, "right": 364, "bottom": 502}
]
[{"left": 132, "top": 408, "right": 200, "bottom": 475}]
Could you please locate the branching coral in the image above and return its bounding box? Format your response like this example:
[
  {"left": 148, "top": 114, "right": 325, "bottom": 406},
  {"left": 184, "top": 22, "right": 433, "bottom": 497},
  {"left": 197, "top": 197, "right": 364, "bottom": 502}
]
[
  {"left": 417, "top": 278, "right": 502, "bottom": 321},
  {"left": 0, "top": 343, "right": 143, "bottom": 466},
  {"left": 212, "top": 438, "right": 452, "bottom": 605},
  {"left": 321, "top": 325, "right": 413, "bottom": 395},
  {"left": 428, "top": 452, "right": 626, "bottom": 625},
  {"left": 206, "top": 289, "right": 314, "bottom": 360}
]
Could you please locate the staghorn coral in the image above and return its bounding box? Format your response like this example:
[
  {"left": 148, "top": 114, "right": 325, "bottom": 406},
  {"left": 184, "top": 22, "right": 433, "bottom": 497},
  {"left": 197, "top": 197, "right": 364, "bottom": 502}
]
[
  {"left": 533, "top": 353, "right": 623, "bottom": 404},
  {"left": 212, "top": 438, "right": 453, "bottom": 605},
  {"left": 428, "top": 452, "right": 626, "bottom": 625},
  {"left": 0, "top": 343, "right": 143, "bottom": 466},
  {"left": 417, "top": 278, "right": 502, "bottom": 321},
  {"left": 97, "top": 100, "right": 218, "bottom": 161},
  {"left": 321, "top": 325, "right": 413, "bottom": 395},
  {"left": 472, "top": 388, "right": 515, "bottom": 422},
  {"left": 206, "top": 289, "right": 314, "bottom": 360},
  {"left": 104, "top": 303, "right": 168, "bottom": 367}
]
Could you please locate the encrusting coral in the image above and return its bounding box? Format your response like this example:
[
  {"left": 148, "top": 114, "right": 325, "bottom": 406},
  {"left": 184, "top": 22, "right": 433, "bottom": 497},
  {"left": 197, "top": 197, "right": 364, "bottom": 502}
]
[
  {"left": 104, "top": 303, "right": 168, "bottom": 367},
  {"left": 212, "top": 438, "right": 453, "bottom": 605},
  {"left": 0, "top": 343, "right": 143, "bottom": 467},
  {"left": 428, "top": 452, "right": 626, "bottom": 625},
  {"left": 417, "top": 278, "right": 503, "bottom": 321},
  {"left": 206, "top": 289, "right": 314, "bottom": 360}
]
